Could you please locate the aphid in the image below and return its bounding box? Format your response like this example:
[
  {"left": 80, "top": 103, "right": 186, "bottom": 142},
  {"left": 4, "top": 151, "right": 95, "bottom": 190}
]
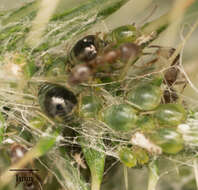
[
  {"left": 132, "top": 147, "right": 149, "bottom": 165},
  {"left": 148, "top": 128, "right": 184, "bottom": 154},
  {"left": 102, "top": 104, "right": 137, "bottom": 132},
  {"left": 154, "top": 103, "right": 186, "bottom": 127},
  {"left": 105, "top": 25, "right": 139, "bottom": 44},
  {"left": 163, "top": 88, "right": 178, "bottom": 103},
  {"left": 71, "top": 35, "right": 105, "bottom": 62},
  {"left": 38, "top": 83, "right": 77, "bottom": 121},
  {"left": 119, "top": 147, "right": 137, "bottom": 168},
  {"left": 150, "top": 46, "right": 180, "bottom": 86},
  {"left": 69, "top": 42, "right": 141, "bottom": 84},
  {"left": 127, "top": 82, "right": 162, "bottom": 111}
]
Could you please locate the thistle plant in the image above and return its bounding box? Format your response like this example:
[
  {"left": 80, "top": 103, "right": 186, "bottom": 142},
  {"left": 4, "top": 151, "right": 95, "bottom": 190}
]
[{"left": 0, "top": 0, "right": 198, "bottom": 190}]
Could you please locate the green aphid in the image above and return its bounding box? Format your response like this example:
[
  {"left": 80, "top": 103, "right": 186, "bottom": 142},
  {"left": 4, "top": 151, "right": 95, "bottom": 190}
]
[
  {"left": 102, "top": 104, "right": 137, "bottom": 132},
  {"left": 132, "top": 147, "right": 149, "bottom": 165},
  {"left": 148, "top": 128, "right": 184, "bottom": 154},
  {"left": 154, "top": 103, "right": 186, "bottom": 127},
  {"left": 105, "top": 25, "right": 139, "bottom": 45},
  {"left": 79, "top": 95, "right": 102, "bottom": 118},
  {"left": 127, "top": 82, "right": 162, "bottom": 111},
  {"left": 119, "top": 147, "right": 137, "bottom": 168}
]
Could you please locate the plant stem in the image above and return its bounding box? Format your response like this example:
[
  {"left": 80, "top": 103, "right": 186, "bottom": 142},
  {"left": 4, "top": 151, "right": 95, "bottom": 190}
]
[
  {"left": 147, "top": 160, "right": 159, "bottom": 190},
  {"left": 193, "top": 158, "right": 198, "bottom": 190},
  {"left": 91, "top": 174, "right": 101, "bottom": 190},
  {"left": 124, "top": 165, "right": 129, "bottom": 190}
]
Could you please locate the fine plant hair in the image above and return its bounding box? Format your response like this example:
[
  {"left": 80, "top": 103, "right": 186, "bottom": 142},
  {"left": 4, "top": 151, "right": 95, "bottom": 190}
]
[{"left": 0, "top": 1, "right": 198, "bottom": 190}]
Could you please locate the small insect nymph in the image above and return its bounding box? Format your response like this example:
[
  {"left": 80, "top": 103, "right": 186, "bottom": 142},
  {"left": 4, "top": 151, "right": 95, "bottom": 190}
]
[
  {"left": 38, "top": 83, "right": 77, "bottom": 121},
  {"left": 71, "top": 35, "right": 101, "bottom": 62},
  {"left": 69, "top": 42, "right": 141, "bottom": 84},
  {"left": 150, "top": 45, "right": 180, "bottom": 86}
]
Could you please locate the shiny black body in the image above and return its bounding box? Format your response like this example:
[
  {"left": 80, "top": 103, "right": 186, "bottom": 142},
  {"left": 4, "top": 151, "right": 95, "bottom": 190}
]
[
  {"left": 73, "top": 35, "right": 98, "bottom": 62},
  {"left": 38, "top": 83, "right": 77, "bottom": 121}
]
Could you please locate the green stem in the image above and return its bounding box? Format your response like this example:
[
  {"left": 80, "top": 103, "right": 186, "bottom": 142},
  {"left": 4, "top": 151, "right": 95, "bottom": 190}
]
[
  {"left": 147, "top": 160, "right": 159, "bottom": 190},
  {"left": 91, "top": 174, "right": 101, "bottom": 190},
  {"left": 124, "top": 166, "right": 129, "bottom": 190},
  {"left": 193, "top": 158, "right": 198, "bottom": 189}
]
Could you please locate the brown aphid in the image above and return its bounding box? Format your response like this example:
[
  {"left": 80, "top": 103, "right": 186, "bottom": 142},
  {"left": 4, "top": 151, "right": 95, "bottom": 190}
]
[
  {"left": 69, "top": 42, "right": 141, "bottom": 84},
  {"left": 120, "top": 43, "right": 141, "bottom": 62},
  {"left": 163, "top": 88, "right": 178, "bottom": 103},
  {"left": 164, "top": 66, "right": 178, "bottom": 86},
  {"left": 149, "top": 45, "right": 180, "bottom": 86},
  {"left": 68, "top": 64, "right": 92, "bottom": 84}
]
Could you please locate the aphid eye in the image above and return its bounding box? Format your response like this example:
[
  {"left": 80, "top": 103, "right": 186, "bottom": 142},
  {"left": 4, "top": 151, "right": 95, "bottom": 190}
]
[
  {"left": 72, "top": 35, "right": 99, "bottom": 62},
  {"left": 38, "top": 83, "right": 77, "bottom": 121}
]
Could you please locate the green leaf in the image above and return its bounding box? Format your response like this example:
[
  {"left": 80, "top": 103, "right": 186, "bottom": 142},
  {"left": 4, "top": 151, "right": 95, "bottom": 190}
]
[{"left": 80, "top": 138, "right": 106, "bottom": 190}]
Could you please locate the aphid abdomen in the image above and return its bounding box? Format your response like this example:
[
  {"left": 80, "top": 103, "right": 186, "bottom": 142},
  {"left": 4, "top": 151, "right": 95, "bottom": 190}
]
[
  {"left": 164, "top": 66, "right": 178, "bottom": 86},
  {"left": 119, "top": 43, "right": 141, "bottom": 62},
  {"left": 38, "top": 83, "right": 77, "bottom": 121}
]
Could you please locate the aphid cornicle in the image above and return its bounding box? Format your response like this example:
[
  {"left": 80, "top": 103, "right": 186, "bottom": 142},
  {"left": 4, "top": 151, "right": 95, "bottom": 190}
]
[{"left": 38, "top": 83, "right": 77, "bottom": 121}]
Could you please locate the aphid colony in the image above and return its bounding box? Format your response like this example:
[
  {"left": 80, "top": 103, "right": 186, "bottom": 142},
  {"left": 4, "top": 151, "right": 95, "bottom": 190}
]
[{"left": 37, "top": 24, "right": 186, "bottom": 168}]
